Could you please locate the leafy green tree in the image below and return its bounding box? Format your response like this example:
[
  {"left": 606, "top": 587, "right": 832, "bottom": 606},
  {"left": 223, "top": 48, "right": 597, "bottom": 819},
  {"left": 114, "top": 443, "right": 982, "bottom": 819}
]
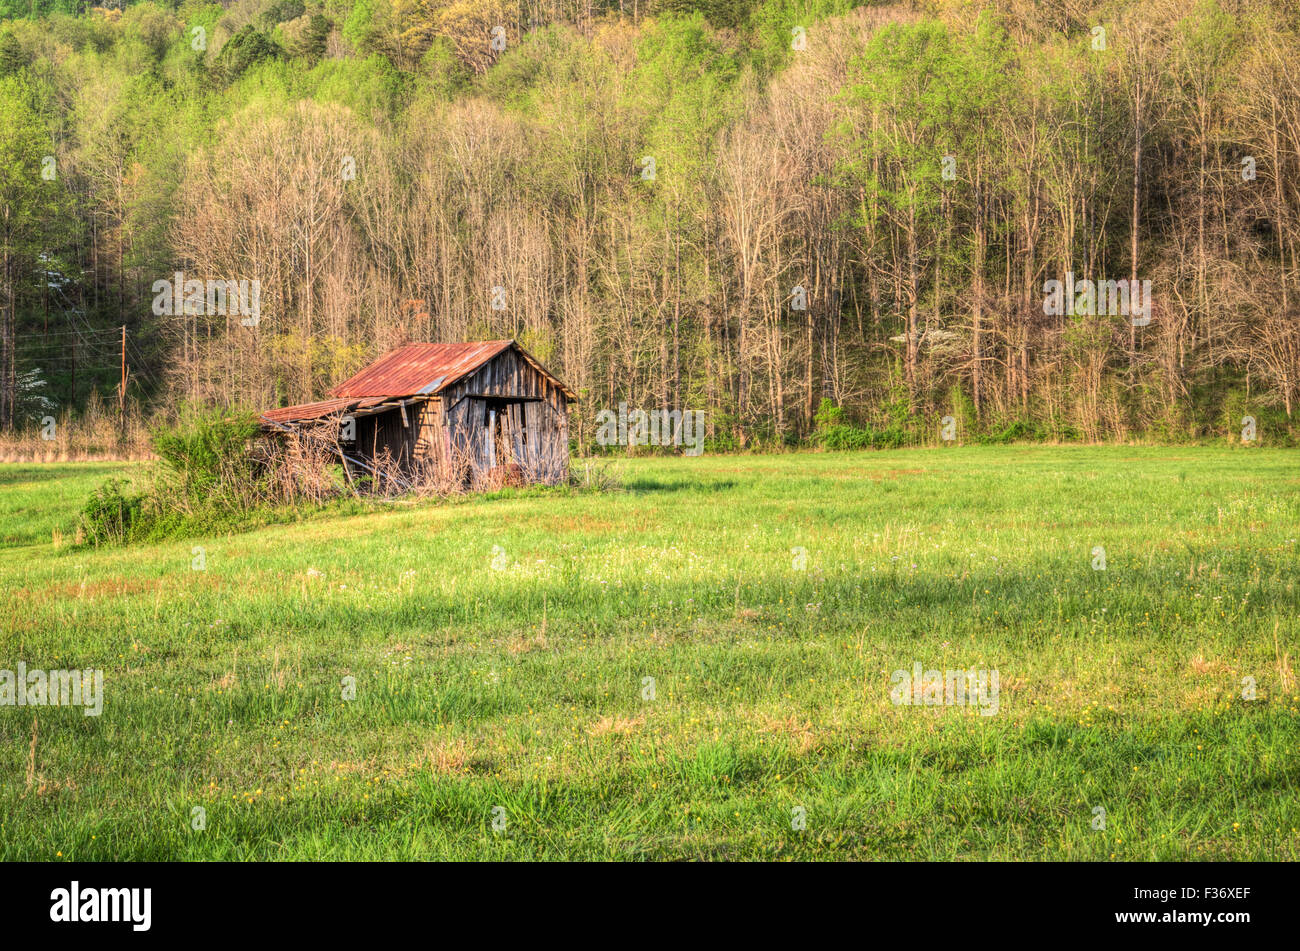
[
  {"left": 0, "top": 29, "right": 27, "bottom": 77},
  {"left": 213, "top": 25, "right": 284, "bottom": 84},
  {"left": 0, "top": 76, "right": 74, "bottom": 427},
  {"left": 341, "top": 0, "right": 379, "bottom": 54}
]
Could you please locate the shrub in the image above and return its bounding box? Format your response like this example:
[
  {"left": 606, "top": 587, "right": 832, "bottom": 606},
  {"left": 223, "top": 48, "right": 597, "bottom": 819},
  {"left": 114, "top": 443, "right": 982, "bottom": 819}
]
[
  {"left": 150, "top": 408, "right": 262, "bottom": 508},
  {"left": 977, "top": 419, "right": 1043, "bottom": 445},
  {"left": 80, "top": 479, "right": 145, "bottom": 546},
  {"left": 813, "top": 398, "right": 907, "bottom": 450},
  {"left": 1220, "top": 392, "right": 1296, "bottom": 446},
  {"left": 79, "top": 408, "right": 273, "bottom": 545}
]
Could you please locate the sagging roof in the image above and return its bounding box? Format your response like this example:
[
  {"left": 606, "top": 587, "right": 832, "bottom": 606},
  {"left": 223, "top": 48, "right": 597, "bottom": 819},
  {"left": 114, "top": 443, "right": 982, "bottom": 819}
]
[
  {"left": 328, "top": 339, "right": 575, "bottom": 400},
  {"left": 260, "top": 396, "right": 389, "bottom": 426},
  {"left": 329, "top": 340, "right": 511, "bottom": 398},
  {"left": 259, "top": 339, "right": 575, "bottom": 429}
]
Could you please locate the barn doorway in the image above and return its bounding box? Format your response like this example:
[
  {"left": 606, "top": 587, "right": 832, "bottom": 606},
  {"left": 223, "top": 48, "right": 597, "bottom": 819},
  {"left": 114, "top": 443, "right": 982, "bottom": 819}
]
[{"left": 475, "top": 397, "right": 531, "bottom": 483}]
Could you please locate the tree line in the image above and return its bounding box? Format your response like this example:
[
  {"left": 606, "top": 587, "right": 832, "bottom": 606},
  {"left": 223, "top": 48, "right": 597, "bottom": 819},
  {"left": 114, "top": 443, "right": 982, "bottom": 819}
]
[{"left": 1, "top": 0, "right": 1298, "bottom": 449}]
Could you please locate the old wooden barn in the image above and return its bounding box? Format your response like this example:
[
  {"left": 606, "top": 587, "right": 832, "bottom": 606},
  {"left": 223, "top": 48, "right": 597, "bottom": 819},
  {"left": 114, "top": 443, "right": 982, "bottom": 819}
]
[{"left": 260, "top": 340, "right": 575, "bottom": 487}]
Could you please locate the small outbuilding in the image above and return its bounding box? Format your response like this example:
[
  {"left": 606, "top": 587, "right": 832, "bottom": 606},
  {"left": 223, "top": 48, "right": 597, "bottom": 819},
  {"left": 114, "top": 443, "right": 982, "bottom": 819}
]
[{"left": 260, "top": 340, "right": 575, "bottom": 488}]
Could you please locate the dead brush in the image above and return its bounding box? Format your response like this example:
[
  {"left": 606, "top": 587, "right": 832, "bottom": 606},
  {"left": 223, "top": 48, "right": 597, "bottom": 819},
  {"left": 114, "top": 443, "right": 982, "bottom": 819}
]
[
  {"left": 407, "top": 444, "right": 474, "bottom": 499},
  {"left": 257, "top": 411, "right": 619, "bottom": 503},
  {"left": 567, "top": 459, "right": 623, "bottom": 492},
  {"left": 253, "top": 419, "right": 349, "bottom": 505},
  {"left": 0, "top": 392, "right": 154, "bottom": 462},
  {"left": 518, "top": 436, "right": 570, "bottom": 486},
  {"left": 587, "top": 714, "right": 645, "bottom": 737},
  {"left": 257, "top": 432, "right": 338, "bottom": 505},
  {"left": 1274, "top": 622, "right": 1295, "bottom": 694}
]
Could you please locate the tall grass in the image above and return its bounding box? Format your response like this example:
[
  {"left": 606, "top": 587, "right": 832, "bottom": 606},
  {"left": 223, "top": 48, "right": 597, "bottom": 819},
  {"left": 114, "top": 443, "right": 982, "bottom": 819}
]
[
  {"left": 0, "top": 391, "right": 154, "bottom": 462},
  {"left": 2, "top": 446, "right": 1297, "bottom": 860}
]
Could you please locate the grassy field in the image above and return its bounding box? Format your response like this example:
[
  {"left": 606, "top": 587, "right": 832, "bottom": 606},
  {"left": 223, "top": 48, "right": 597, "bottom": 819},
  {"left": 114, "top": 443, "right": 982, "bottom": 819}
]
[{"left": 1, "top": 447, "right": 1298, "bottom": 860}]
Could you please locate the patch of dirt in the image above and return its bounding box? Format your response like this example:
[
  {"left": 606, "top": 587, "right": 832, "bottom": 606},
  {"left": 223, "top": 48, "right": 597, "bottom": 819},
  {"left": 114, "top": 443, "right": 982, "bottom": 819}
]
[
  {"left": 757, "top": 713, "right": 819, "bottom": 754},
  {"left": 1188, "top": 654, "right": 1229, "bottom": 676},
  {"left": 834, "top": 467, "right": 927, "bottom": 481},
  {"left": 586, "top": 714, "right": 645, "bottom": 737},
  {"left": 28, "top": 573, "right": 221, "bottom": 605},
  {"left": 422, "top": 738, "right": 472, "bottom": 774},
  {"left": 505, "top": 632, "right": 550, "bottom": 654}
]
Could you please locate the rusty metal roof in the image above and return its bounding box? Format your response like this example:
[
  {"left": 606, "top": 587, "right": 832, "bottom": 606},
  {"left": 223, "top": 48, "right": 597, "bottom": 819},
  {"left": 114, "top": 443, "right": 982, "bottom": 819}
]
[
  {"left": 329, "top": 341, "right": 514, "bottom": 399},
  {"left": 260, "top": 396, "right": 386, "bottom": 426},
  {"left": 328, "top": 340, "right": 575, "bottom": 400},
  {"left": 262, "top": 340, "right": 575, "bottom": 428}
]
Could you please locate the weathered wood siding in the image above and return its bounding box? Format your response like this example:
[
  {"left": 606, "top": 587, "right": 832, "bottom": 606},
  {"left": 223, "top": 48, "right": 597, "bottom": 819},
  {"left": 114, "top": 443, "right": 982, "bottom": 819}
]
[
  {"left": 413, "top": 398, "right": 445, "bottom": 471},
  {"left": 342, "top": 346, "right": 569, "bottom": 487},
  {"left": 438, "top": 347, "right": 570, "bottom": 484},
  {"left": 354, "top": 404, "right": 416, "bottom": 468}
]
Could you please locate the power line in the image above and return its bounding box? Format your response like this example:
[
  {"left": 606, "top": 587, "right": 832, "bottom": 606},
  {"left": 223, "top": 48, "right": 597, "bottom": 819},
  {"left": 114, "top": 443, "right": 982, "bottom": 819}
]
[
  {"left": 20, "top": 281, "right": 172, "bottom": 396},
  {"left": 14, "top": 363, "right": 123, "bottom": 371},
  {"left": 35, "top": 285, "right": 160, "bottom": 396},
  {"left": 15, "top": 341, "right": 121, "bottom": 354},
  {"left": 126, "top": 341, "right": 163, "bottom": 390},
  {"left": 12, "top": 327, "right": 122, "bottom": 338},
  {"left": 15, "top": 342, "right": 121, "bottom": 354}
]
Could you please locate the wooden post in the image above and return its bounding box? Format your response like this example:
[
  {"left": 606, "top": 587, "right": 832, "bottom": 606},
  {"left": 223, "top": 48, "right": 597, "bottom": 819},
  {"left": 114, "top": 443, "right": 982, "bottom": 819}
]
[{"left": 118, "top": 324, "right": 126, "bottom": 414}]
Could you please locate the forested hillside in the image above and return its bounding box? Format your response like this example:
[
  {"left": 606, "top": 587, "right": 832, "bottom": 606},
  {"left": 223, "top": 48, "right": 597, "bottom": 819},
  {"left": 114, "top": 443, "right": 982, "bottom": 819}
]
[{"left": 1, "top": 0, "right": 1298, "bottom": 449}]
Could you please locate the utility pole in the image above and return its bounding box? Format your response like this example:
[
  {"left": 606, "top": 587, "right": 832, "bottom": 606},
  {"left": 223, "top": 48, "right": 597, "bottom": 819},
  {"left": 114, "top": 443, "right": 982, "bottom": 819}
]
[{"left": 118, "top": 324, "right": 127, "bottom": 415}]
